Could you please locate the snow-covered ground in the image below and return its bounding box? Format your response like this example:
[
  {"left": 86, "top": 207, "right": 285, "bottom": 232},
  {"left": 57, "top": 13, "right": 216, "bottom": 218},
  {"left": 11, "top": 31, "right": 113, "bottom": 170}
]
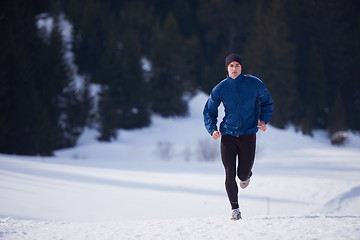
[{"left": 1, "top": 92, "right": 360, "bottom": 239}]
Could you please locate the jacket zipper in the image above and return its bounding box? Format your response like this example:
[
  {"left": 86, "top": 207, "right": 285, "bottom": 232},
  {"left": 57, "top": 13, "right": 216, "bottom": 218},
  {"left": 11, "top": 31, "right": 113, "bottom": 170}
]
[{"left": 235, "top": 77, "right": 242, "bottom": 137}]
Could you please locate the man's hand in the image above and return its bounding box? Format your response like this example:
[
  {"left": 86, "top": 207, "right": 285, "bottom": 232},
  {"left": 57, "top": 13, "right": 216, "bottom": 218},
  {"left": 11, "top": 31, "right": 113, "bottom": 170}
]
[
  {"left": 257, "top": 121, "right": 267, "bottom": 132},
  {"left": 212, "top": 131, "right": 221, "bottom": 140}
]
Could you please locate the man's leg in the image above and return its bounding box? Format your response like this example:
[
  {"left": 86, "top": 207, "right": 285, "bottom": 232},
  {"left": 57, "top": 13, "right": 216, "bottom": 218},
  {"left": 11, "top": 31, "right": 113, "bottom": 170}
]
[
  {"left": 221, "top": 135, "right": 239, "bottom": 209},
  {"left": 237, "top": 134, "right": 256, "bottom": 182}
]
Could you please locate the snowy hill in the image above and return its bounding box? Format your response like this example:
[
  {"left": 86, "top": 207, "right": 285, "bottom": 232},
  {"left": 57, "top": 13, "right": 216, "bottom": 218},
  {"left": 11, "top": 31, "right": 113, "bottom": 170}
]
[{"left": 1, "top": 92, "right": 360, "bottom": 239}]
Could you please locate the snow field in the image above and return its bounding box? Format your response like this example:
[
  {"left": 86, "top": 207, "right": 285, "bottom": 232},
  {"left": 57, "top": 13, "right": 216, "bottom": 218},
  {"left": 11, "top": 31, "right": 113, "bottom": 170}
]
[
  {"left": 1, "top": 92, "right": 360, "bottom": 239},
  {"left": 1, "top": 215, "right": 360, "bottom": 240}
]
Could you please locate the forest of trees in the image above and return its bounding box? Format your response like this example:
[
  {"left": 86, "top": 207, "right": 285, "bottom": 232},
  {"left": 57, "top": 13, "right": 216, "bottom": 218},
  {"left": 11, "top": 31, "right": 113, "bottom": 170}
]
[{"left": 1, "top": 0, "right": 359, "bottom": 155}]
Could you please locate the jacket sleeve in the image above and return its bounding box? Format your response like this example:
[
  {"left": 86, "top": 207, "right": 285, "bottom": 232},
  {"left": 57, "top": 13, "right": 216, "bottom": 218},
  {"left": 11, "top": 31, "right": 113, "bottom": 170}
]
[
  {"left": 203, "top": 86, "right": 221, "bottom": 135},
  {"left": 258, "top": 83, "right": 274, "bottom": 124}
]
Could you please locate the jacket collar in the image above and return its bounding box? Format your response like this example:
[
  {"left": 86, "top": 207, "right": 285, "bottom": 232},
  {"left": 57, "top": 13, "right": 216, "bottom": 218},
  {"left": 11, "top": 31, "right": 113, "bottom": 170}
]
[{"left": 227, "top": 73, "right": 244, "bottom": 81}]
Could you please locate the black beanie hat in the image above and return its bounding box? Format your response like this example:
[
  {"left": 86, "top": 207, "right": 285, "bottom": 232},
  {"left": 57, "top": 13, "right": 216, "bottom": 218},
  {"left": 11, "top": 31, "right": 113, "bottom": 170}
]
[{"left": 225, "top": 53, "right": 243, "bottom": 69}]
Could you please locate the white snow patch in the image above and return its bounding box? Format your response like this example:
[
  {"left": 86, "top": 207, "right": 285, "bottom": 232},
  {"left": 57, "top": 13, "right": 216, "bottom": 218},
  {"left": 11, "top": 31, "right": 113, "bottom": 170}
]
[
  {"left": 36, "top": 12, "right": 86, "bottom": 92},
  {"left": 140, "top": 57, "right": 152, "bottom": 72}
]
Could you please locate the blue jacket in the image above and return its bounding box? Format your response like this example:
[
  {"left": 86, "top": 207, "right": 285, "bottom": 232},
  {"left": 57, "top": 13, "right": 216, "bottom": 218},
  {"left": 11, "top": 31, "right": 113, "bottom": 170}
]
[{"left": 203, "top": 73, "right": 274, "bottom": 137}]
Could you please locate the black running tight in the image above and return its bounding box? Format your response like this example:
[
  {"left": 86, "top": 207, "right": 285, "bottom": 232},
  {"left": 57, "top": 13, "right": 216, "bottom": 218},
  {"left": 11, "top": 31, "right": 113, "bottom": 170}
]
[{"left": 220, "top": 134, "right": 256, "bottom": 210}]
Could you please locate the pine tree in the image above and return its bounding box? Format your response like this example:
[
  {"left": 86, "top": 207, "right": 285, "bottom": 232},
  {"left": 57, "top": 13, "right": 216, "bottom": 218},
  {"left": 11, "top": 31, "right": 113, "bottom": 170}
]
[
  {"left": 0, "top": 0, "right": 90, "bottom": 155},
  {"left": 87, "top": 15, "right": 120, "bottom": 141},
  {"left": 95, "top": 2, "right": 152, "bottom": 139},
  {"left": 0, "top": 0, "right": 55, "bottom": 155},
  {"left": 350, "top": 8, "right": 360, "bottom": 131},
  {"left": 328, "top": 90, "right": 347, "bottom": 145},
  {"left": 116, "top": 1, "right": 152, "bottom": 128},
  {"left": 36, "top": 15, "right": 67, "bottom": 153},
  {"left": 149, "top": 12, "right": 188, "bottom": 117},
  {"left": 97, "top": 87, "right": 118, "bottom": 141},
  {"left": 70, "top": 0, "right": 108, "bottom": 80},
  {"left": 117, "top": 31, "right": 151, "bottom": 129},
  {"left": 299, "top": 40, "right": 328, "bottom": 135}
]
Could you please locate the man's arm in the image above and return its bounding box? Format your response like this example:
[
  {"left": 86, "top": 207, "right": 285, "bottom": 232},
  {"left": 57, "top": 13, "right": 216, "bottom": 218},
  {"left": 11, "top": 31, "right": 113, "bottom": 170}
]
[
  {"left": 258, "top": 85, "right": 274, "bottom": 124},
  {"left": 203, "top": 87, "right": 221, "bottom": 137}
]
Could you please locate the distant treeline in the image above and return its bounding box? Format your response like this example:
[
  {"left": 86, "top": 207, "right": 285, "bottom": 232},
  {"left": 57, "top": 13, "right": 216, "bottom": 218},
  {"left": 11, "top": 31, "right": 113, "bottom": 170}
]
[{"left": 1, "top": 0, "right": 359, "bottom": 155}]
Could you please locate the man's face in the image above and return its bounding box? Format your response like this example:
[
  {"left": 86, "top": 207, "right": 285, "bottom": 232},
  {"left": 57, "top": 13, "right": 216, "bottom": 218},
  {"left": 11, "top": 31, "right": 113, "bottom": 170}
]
[{"left": 227, "top": 61, "right": 242, "bottom": 79}]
